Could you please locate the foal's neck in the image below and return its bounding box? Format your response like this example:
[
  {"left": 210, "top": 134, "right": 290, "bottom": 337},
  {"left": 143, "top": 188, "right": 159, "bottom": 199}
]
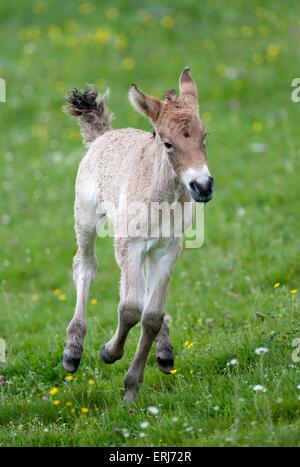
[{"left": 146, "top": 135, "right": 184, "bottom": 203}]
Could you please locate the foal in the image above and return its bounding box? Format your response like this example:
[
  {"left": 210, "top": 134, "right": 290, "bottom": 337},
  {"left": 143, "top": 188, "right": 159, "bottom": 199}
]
[{"left": 63, "top": 68, "right": 214, "bottom": 402}]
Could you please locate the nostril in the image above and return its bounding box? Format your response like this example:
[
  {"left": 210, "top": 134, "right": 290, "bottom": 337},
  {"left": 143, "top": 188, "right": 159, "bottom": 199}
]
[
  {"left": 189, "top": 180, "right": 196, "bottom": 191},
  {"left": 208, "top": 176, "right": 214, "bottom": 191},
  {"left": 189, "top": 180, "right": 201, "bottom": 195}
]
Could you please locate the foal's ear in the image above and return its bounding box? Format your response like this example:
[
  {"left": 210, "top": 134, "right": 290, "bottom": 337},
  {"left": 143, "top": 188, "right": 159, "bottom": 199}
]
[
  {"left": 179, "top": 67, "right": 198, "bottom": 110},
  {"left": 129, "top": 84, "right": 161, "bottom": 121}
]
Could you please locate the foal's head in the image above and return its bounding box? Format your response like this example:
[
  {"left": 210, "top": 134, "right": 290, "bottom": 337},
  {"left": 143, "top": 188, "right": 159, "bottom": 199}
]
[{"left": 129, "top": 67, "right": 214, "bottom": 203}]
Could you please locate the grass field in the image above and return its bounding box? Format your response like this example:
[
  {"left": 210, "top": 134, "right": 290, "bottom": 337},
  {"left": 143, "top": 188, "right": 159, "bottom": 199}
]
[{"left": 1, "top": 0, "right": 300, "bottom": 447}]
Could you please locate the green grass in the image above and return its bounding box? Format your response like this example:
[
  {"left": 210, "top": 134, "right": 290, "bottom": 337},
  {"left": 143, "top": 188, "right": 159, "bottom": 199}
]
[{"left": 1, "top": 0, "right": 300, "bottom": 447}]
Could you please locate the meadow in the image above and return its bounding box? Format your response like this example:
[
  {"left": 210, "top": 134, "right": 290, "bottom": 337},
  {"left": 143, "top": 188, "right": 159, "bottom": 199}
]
[{"left": 0, "top": 0, "right": 300, "bottom": 447}]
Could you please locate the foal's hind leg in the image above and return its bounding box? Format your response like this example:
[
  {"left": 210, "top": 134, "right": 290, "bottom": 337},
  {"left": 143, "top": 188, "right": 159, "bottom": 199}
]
[
  {"left": 155, "top": 315, "right": 175, "bottom": 374},
  {"left": 63, "top": 209, "right": 97, "bottom": 373},
  {"left": 100, "top": 238, "right": 146, "bottom": 364}
]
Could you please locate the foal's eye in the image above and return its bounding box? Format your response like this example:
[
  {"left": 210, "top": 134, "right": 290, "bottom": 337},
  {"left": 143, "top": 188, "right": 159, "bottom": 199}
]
[{"left": 164, "top": 142, "right": 173, "bottom": 150}]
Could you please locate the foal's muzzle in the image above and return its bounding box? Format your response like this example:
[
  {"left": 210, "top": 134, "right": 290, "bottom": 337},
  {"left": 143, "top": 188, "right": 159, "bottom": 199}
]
[{"left": 189, "top": 176, "right": 214, "bottom": 203}]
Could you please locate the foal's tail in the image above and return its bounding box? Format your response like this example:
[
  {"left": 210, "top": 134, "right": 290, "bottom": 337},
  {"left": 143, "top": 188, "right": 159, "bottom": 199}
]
[{"left": 63, "top": 86, "right": 112, "bottom": 147}]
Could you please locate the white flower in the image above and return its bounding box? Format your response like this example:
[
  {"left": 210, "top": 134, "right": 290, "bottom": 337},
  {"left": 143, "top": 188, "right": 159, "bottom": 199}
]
[
  {"left": 250, "top": 142, "right": 268, "bottom": 153},
  {"left": 226, "top": 358, "right": 239, "bottom": 366},
  {"left": 253, "top": 385, "right": 267, "bottom": 393},
  {"left": 255, "top": 347, "right": 269, "bottom": 355},
  {"left": 237, "top": 208, "right": 245, "bottom": 217},
  {"left": 185, "top": 426, "right": 193, "bottom": 433},
  {"left": 139, "top": 432, "right": 146, "bottom": 438},
  {"left": 148, "top": 406, "right": 159, "bottom": 415},
  {"left": 140, "top": 421, "right": 149, "bottom": 429},
  {"left": 172, "top": 416, "right": 178, "bottom": 422},
  {"left": 213, "top": 405, "right": 220, "bottom": 411},
  {"left": 296, "top": 384, "right": 300, "bottom": 390}
]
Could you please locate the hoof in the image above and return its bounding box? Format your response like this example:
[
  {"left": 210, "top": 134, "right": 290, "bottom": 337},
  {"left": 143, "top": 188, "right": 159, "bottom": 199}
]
[
  {"left": 156, "top": 347, "right": 175, "bottom": 374},
  {"left": 123, "top": 388, "right": 138, "bottom": 404},
  {"left": 99, "top": 344, "right": 123, "bottom": 364},
  {"left": 156, "top": 356, "right": 175, "bottom": 374},
  {"left": 63, "top": 347, "right": 82, "bottom": 373}
]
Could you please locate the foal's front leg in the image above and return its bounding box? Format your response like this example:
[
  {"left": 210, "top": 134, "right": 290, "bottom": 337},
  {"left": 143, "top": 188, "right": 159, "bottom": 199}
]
[
  {"left": 63, "top": 215, "right": 97, "bottom": 373},
  {"left": 124, "top": 239, "right": 181, "bottom": 402},
  {"left": 100, "top": 239, "right": 146, "bottom": 364}
]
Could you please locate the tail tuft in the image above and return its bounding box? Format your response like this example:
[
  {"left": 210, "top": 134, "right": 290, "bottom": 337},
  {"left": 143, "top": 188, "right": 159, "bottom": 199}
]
[{"left": 63, "top": 86, "right": 112, "bottom": 147}]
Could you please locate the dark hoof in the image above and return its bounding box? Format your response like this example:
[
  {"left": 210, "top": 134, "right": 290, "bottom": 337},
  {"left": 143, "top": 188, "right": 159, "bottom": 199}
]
[
  {"left": 63, "top": 349, "right": 82, "bottom": 373},
  {"left": 156, "top": 346, "right": 175, "bottom": 374},
  {"left": 156, "top": 356, "right": 175, "bottom": 374},
  {"left": 99, "top": 344, "right": 123, "bottom": 364}
]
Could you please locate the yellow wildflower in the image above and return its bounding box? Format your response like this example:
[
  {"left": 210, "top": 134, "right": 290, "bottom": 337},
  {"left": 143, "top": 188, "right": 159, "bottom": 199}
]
[
  {"left": 50, "top": 387, "right": 59, "bottom": 395},
  {"left": 266, "top": 43, "right": 280, "bottom": 62},
  {"left": 94, "top": 27, "right": 110, "bottom": 44},
  {"left": 121, "top": 57, "right": 136, "bottom": 70},
  {"left": 170, "top": 369, "right": 178, "bottom": 375},
  {"left": 184, "top": 340, "right": 194, "bottom": 350},
  {"left": 78, "top": 2, "right": 94, "bottom": 15},
  {"left": 81, "top": 407, "right": 89, "bottom": 414},
  {"left": 274, "top": 282, "right": 280, "bottom": 288},
  {"left": 58, "top": 293, "right": 67, "bottom": 301},
  {"left": 290, "top": 289, "right": 298, "bottom": 295},
  {"left": 161, "top": 16, "right": 175, "bottom": 29},
  {"left": 65, "top": 375, "right": 74, "bottom": 382},
  {"left": 33, "top": 1, "right": 48, "bottom": 15},
  {"left": 259, "top": 25, "right": 270, "bottom": 37},
  {"left": 66, "top": 401, "right": 73, "bottom": 407},
  {"left": 90, "top": 298, "right": 98, "bottom": 305},
  {"left": 88, "top": 379, "right": 95, "bottom": 385},
  {"left": 53, "top": 288, "right": 61, "bottom": 296},
  {"left": 48, "top": 25, "right": 61, "bottom": 40},
  {"left": 52, "top": 399, "right": 60, "bottom": 406},
  {"left": 216, "top": 64, "right": 226, "bottom": 76},
  {"left": 256, "top": 7, "right": 267, "bottom": 18},
  {"left": 252, "top": 122, "right": 263, "bottom": 133},
  {"left": 20, "top": 25, "right": 41, "bottom": 41},
  {"left": 241, "top": 25, "right": 253, "bottom": 37},
  {"left": 106, "top": 7, "right": 120, "bottom": 20}
]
